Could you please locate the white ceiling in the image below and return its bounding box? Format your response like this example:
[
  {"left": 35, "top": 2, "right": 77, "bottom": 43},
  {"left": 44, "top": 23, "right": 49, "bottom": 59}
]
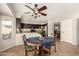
[
  {"left": 8, "top": 3, "right": 79, "bottom": 19},
  {"left": 1, "top": 3, "right": 79, "bottom": 22},
  {"left": 8, "top": 3, "right": 48, "bottom": 18},
  {"left": 46, "top": 3, "right": 79, "bottom": 21},
  {"left": 0, "top": 3, "right": 14, "bottom": 17}
]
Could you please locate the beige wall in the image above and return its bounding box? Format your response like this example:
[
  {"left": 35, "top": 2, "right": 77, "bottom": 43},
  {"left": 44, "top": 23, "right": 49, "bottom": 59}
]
[
  {"left": 77, "top": 18, "right": 79, "bottom": 45},
  {"left": 0, "top": 15, "right": 16, "bottom": 52}
]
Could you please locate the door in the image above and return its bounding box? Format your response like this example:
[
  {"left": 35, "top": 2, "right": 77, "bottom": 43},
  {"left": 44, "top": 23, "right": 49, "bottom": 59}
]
[
  {"left": 54, "top": 23, "right": 60, "bottom": 40},
  {"left": 60, "top": 20, "right": 73, "bottom": 44}
]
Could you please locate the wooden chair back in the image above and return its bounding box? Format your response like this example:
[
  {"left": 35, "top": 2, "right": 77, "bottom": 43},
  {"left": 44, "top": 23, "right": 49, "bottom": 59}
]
[
  {"left": 22, "top": 34, "right": 37, "bottom": 56},
  {"left": 22, "top": 35, "right": 27, "bottom": 45}
]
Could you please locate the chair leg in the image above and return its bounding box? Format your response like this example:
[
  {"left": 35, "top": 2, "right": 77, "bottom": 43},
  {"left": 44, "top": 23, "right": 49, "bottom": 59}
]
[
  {"left": 25, "top": 51, "right": 27, "bottom": 56},
  {"left": 54, "top": 45, "right": 56, "bottom": 52},
  {"left": 35, "top": 48, "right": 37, "bottom": 56},
  {"left": 49, "top": 47, "right": 51, "bottom": 55},
  {"left": 35, "top": 51, "right": 37, "bottom": 56},
  {"left": 25, "top": 49, "right": 27, "bottom": 56}
]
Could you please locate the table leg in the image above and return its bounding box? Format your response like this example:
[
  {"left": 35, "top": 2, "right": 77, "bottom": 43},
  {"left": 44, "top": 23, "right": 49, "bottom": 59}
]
[{"left": 38, "top": 45, "right": 43, "bottom": 56}]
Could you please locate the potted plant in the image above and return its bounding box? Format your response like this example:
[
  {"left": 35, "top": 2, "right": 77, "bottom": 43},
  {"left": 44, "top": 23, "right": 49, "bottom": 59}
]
[{"left": 38, "top": 27, "right": 46, "bottom": 37}]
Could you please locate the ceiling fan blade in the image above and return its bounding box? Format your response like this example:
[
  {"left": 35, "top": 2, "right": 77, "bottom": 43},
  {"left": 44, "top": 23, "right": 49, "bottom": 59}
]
[
  {"left": 39, "top": 12, "right": 47, "bottom": 16},
  {"left": 25, "top": 5, "right": 35, "bottom": 11},
  {"left": 24, "top": 12, "right": 31, "bottom": 14},
  {"left": 38, "top": 6, "right": 47, "bottom": 11}
]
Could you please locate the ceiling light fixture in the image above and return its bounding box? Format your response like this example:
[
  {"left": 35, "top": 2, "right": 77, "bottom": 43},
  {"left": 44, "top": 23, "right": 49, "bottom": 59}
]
[{"left": 24, "top": 3, "right": 47, "bottom": 18}]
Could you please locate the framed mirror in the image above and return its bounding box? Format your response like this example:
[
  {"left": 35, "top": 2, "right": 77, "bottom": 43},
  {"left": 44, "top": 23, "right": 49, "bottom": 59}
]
[{"left": 1, "top": 20, "right": 12, "bottom": 40}]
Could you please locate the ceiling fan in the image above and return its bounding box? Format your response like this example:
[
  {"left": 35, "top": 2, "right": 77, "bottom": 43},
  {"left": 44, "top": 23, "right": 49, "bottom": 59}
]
[{"left": 24, "top": 4, "right": 47, "bottom": 18}]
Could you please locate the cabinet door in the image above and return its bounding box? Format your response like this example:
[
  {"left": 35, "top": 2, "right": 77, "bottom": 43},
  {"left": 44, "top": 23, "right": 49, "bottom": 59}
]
[{"left": 60, "top": 20, "right": 73, "bottom": 44}]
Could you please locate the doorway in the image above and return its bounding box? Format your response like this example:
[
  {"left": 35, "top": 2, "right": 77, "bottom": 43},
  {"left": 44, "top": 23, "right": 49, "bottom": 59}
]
[{"left": 54, "top": 22, "right": 60, "bottom": 40}]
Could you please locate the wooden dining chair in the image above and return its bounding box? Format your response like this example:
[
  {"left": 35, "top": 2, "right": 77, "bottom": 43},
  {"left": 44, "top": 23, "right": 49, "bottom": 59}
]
[
  {"left": 42, "top": 34, "right": 56, "bottom": 55},
  {"left": 22, "top": 35, "right": 37, "bottom": 56}
]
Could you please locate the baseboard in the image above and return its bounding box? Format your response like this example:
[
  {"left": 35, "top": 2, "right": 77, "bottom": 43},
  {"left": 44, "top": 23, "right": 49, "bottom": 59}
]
[
  {"left": 16, "top": 42, "right": 24, "bottom": 45},
  {"left": 0, "top": 45, "right": 16, "bottom": 52},
  {"left": 0, "top": 42, "right": 24, "bottom": 52},
  {"left": 61, "top": 41, "right": 78, "bottom": 46}
]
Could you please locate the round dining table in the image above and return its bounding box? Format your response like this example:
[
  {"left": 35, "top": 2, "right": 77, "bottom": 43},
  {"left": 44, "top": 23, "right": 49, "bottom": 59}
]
[{"left": 26, "top": 37, "right": 54, "bottom": 55}]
